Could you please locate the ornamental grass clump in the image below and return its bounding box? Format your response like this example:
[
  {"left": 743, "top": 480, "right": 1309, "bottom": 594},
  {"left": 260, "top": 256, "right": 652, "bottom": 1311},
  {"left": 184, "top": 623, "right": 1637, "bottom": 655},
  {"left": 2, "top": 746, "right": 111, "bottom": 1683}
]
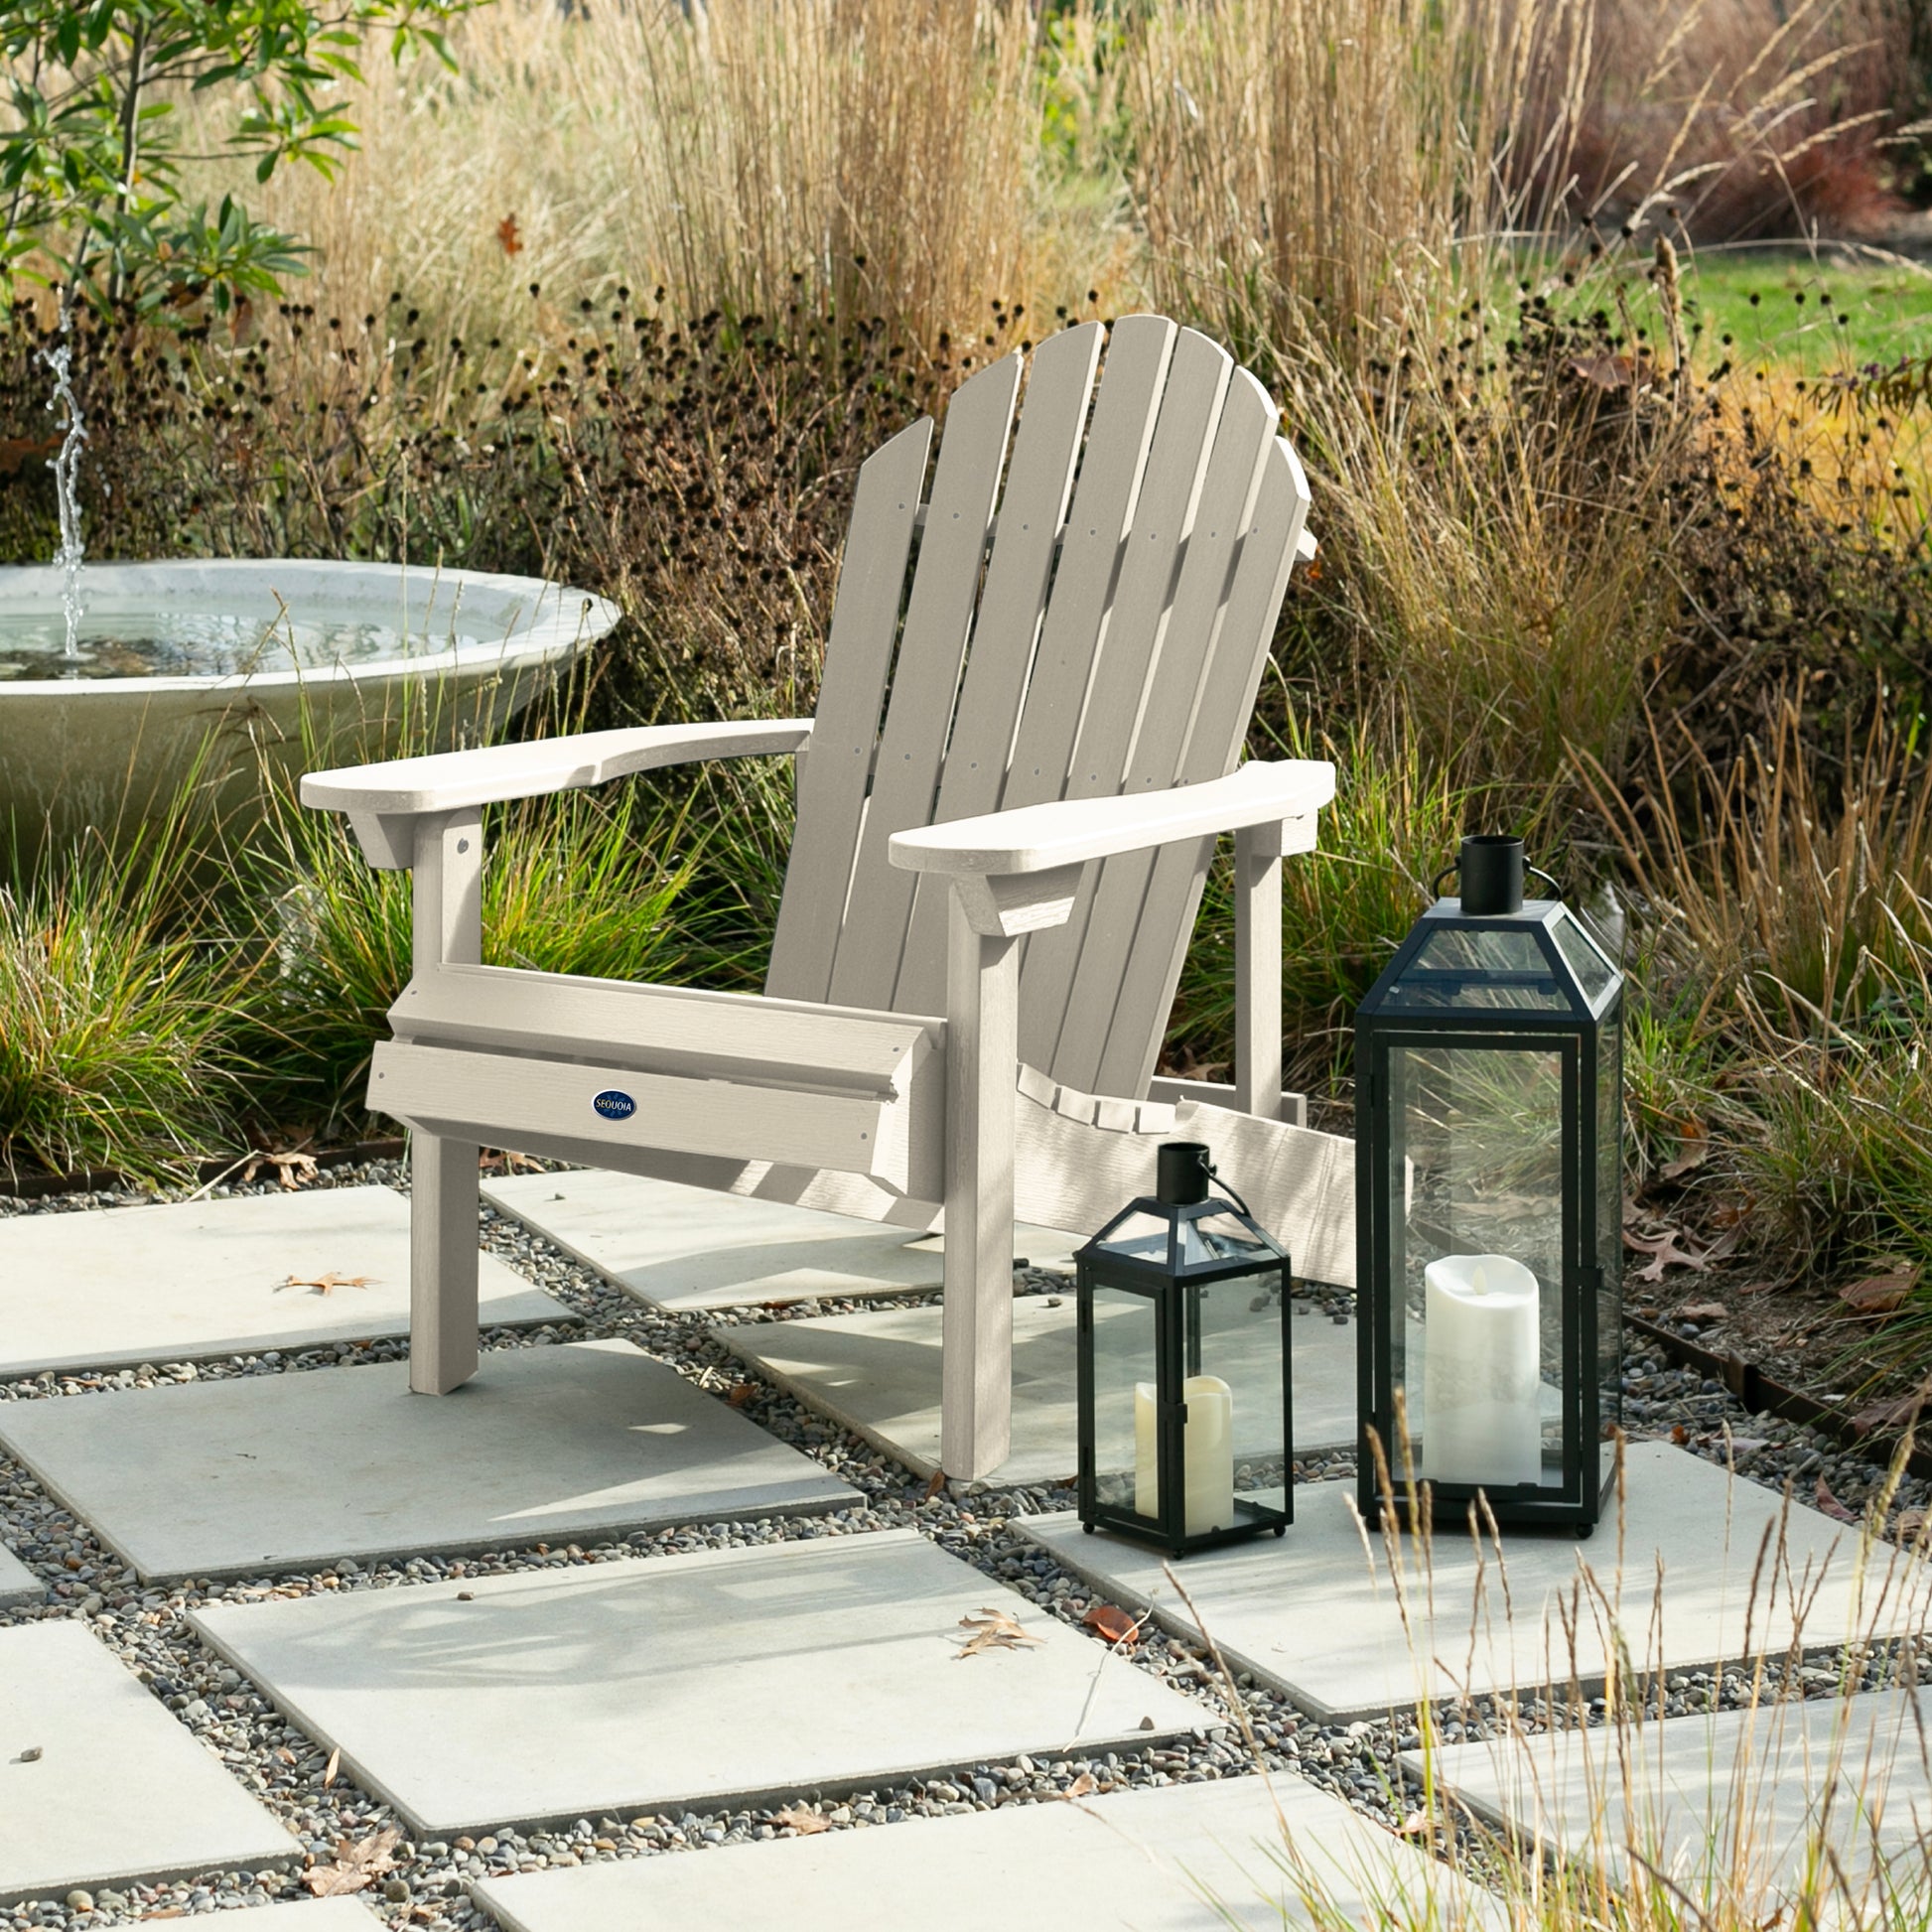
[{"left": 0, "top": 794, "right": 256, "bottom": 1184}]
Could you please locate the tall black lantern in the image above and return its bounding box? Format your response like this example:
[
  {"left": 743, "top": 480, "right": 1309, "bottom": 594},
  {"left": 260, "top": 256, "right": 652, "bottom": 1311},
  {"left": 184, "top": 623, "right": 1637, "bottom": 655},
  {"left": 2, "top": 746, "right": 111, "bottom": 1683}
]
[
  {"left": 1355, "top": 836, "right": 1623, "bottom": 1535},
  {"left": 1076, "top": 1143, "right": 1293, "bottom": 1558}
]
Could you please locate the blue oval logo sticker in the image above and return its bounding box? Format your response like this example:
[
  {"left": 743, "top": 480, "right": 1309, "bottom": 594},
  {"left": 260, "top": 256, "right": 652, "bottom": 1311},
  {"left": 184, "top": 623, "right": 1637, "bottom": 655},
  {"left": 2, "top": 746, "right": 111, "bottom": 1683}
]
[{"left": 592, "top": 1089, "right": 637, "bottom": 1123}]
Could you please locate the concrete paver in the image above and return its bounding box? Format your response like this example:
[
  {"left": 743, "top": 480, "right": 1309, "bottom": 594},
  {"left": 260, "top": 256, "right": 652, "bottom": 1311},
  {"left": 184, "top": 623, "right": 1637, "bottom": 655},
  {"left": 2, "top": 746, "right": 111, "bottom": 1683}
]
[
  {"left": 721, "top": 1294, "right": 1357, "bottom": 1485},
  {"left": 191, "top": 1529, "right": 1205, "bottom": 1838},
  {"left": 1401, "top": 1689, "right": 1932, "bottom": 1917},
  {"left": 0, "top": 1186, "right": 560, "bottom": 1378},
  {"left": 473, "top": 1770, "right": 1504, "bottom": 1929},
  {"left": 483, "top": 1169, "right": 1078, "bottom": 1311},
  {"left": 0, "top": 1543, "right": 42, "bottom": 1608},
  {"left": 0, "top": 1621, "right": 298, "bottom": 1906},
  {"left": 0, "top": 1339, "right": 856, "bottom": 1583},
  {"left": 1021, "top": 1445, "right": 1930, "bottom": 1721}
]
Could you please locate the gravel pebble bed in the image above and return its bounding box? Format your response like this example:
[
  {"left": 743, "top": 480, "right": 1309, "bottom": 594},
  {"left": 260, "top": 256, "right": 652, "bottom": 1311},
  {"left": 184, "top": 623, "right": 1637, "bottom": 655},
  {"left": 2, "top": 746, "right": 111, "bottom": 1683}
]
[{"left": 1, "top": 1162, "right": 1928, "bottom": 1928}]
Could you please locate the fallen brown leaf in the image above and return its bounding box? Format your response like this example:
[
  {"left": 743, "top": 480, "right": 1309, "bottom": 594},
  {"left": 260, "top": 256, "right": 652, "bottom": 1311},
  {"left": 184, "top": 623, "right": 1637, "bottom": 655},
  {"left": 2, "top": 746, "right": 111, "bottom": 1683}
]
[
  {"left": 1670, "top": 1424, "right": 1690, "bottom": 1447},
  {"left": 1814, "top": 1475, "right": 1860, "bottom": 1524},
  {"left": 1624, "top": 1225, "right": 1736, "bottom": 1284},
  {"left": 1677, "top": 1303, "right": 1728, "bottom": 1324},
  {"left": 1839, "top": 1266, "right": 1920, "bottom": 1317},
  {"left": 773, "top": 1805, "right": 829, "bottom": 1835},
  {"left": 1893, "top": 1507, "right": 1927, "bottom": 1540},
  {"left": 1081, "top": 1602, "right": 1143, "bottom": 1648},
  {"left": 956, "top": 1607, "right": 1045, "bottom": 1658},
  {"left": 323, "top": 1746, "right": 340, "bottom": 1788},
  {"left": 497, "top": 213, "right": 523, "bottom": 256},
  {"left": 279, "top": 1272, "right": 372, "bottom": 1298},
  {"left": 303, "top": 1826, "right": 399, "bottom": 1897},
  {"left": 1397, "top": 1809, "right": 1432, "bottom": 1836},
  {"left": 241, "top": 1148, "right": 319, "bottom": 1190},
  {"left": 1850, "top": 1390, "right": 1929, "bottom": 1438},
  {"left": 726, "top": 1382, "right": 759, "bottom": 1408},
  {"left": 1062, "top": 1771, "right": 1098, "bottom": 1799},
  {"left": 922, "top": 1468, "right": 947, "bottom": 1502},
  {"left": 478, "top": 1148, "right": 543, "bottom": 1174}
]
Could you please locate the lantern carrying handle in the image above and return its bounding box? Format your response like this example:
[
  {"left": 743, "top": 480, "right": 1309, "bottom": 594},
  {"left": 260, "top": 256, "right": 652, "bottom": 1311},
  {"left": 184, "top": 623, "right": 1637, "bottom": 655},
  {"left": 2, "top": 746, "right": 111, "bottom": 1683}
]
[
  {"left": 1430, "top": 861, "right": 1565, "bottom": 899},
  {"left": 1204, "top": 1157, "right": 1254, "bottom": 1221}
]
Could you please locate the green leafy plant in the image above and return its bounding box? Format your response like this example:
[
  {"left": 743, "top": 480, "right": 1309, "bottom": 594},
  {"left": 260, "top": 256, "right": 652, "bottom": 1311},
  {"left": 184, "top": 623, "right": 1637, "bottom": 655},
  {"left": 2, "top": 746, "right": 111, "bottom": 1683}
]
[{"left": 1, "top": 0, "right": 474, "bottom": 315}]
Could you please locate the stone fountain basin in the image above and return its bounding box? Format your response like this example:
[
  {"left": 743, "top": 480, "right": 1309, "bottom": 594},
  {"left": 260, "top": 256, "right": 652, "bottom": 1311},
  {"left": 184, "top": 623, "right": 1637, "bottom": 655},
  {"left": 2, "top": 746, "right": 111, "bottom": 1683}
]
[{"left": 0, "top": 559, "right": 619, "bottom": 847}]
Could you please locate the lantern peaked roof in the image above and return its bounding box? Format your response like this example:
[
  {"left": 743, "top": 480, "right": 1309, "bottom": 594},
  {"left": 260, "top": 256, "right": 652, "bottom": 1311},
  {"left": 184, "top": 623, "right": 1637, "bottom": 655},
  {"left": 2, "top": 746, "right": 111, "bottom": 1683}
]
[{"left": 1356, "top": 897, "right": 1621, "bottom": 1026}]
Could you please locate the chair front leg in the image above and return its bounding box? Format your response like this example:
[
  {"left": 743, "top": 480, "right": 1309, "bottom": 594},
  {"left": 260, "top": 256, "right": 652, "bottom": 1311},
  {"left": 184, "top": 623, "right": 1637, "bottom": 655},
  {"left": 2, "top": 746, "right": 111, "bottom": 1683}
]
[
  {"left": 407, "top": 808, "right": 483, "bottom": 1394},
  {"left": 940, "top": 888, "right": 1020, "bottom": 1481}
]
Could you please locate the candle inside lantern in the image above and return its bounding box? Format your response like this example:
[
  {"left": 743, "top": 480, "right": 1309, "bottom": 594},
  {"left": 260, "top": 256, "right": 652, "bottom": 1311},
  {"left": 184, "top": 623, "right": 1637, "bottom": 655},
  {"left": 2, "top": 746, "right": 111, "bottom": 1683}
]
[
  {"left": 1134, "top": 1376, "right": 1236, "bottom": 1534},
  {"left": 1420, "top": 1253, "right": 1542, "bottom": 1488}
]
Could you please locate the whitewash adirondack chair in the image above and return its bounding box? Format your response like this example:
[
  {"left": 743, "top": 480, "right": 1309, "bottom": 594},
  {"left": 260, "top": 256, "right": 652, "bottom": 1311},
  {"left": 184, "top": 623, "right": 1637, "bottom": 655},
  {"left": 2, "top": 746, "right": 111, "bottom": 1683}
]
[{"left": 301, "top": 315, "right": 1356, "bottom": 1479}]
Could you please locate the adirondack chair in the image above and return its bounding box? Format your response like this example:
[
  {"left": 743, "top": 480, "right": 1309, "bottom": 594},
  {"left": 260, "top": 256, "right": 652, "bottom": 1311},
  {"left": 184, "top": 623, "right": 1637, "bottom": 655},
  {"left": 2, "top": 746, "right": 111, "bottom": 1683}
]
[{"left": 300, "top": 315, "right": 1356, "bottom": 1480}]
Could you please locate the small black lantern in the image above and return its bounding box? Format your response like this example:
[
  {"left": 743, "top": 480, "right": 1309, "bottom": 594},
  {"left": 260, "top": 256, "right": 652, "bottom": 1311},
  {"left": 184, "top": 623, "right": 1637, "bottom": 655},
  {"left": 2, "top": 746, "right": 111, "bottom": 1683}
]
[
  {"left": 1355, "top": 836, "right": 1624, "bottom": 1535},
  {"left": 1076, "top": 1142, "right": 1293, "bottom": 1557}
]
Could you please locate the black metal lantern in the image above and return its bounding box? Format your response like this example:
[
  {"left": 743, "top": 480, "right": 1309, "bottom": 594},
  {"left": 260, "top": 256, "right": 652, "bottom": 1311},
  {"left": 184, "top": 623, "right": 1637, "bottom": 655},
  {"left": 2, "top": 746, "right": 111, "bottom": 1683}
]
[
  {"left": 1076, "top": 1142, "right": 1293, "bottom": 1557},
  {"left": 1355, "top": 836, "right": 1623, "bottom": 1535}
]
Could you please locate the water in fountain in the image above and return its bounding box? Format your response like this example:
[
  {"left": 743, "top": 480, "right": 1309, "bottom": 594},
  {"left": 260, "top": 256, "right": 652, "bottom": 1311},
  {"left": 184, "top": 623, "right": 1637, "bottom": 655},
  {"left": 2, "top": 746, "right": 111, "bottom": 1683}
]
[{"left": 38, "top": 304, "right": 88, "bottom": 660}]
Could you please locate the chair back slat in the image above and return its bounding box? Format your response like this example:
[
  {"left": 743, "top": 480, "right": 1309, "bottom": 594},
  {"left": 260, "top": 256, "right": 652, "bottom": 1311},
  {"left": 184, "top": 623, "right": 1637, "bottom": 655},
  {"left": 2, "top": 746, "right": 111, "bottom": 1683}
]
[
  {"left": 893, "top": 323, "right": 1105, "bottom": 1017},
  {"left": 996, "top": 315, "right": 1176, "bottom": 819},
  {"left": 825, "top": 354, "right": 1022, "bottom": 1011},
  {"left": 1043, "top": 364, "right": 1279, "bottom": 1092},
  {"left": 1089, "top": 436, "right": 1314, "bottom": 1098},
  {"left": 1015, "top": 327, "right": 1234, "bottom": 1071},
  {"left": 766, "top": 417, "right": 932, "bottom": 1003},
  {"left": 767, "top": 318, "right": 1312, "bottom": 1105}
]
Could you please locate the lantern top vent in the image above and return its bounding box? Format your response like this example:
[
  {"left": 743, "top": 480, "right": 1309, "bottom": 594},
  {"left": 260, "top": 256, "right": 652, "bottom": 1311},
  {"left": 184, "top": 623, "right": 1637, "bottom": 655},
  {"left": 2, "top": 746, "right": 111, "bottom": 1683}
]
[{"left": 1357, "top": 895, "right": 1620, "bottom": 1025}]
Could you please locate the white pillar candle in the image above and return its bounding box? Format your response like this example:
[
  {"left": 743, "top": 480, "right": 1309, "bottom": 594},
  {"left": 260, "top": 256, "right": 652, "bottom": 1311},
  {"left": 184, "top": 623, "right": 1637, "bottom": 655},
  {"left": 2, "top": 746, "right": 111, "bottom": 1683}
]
[
  {"left": 1420, "top": 1253, "right": 1542, "bottom": 1488},
  {"left": 1134, "top": 1376, "right": 1236, "bottom": 1534}
]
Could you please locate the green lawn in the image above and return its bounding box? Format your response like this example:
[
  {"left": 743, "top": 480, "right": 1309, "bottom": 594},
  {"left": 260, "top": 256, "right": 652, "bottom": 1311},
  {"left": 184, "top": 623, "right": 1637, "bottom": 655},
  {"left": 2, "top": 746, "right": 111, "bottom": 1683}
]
[{"left": 1676, "top": 250, "right": 1932, "bottom": 371}]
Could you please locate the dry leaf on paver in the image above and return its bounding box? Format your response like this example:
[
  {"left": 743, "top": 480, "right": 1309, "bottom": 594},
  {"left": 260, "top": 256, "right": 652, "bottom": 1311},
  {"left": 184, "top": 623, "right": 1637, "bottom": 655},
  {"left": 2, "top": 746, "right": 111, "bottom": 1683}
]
[
  {"left": 303, "top": 1826, "right": 400, "bottom": 1896},
  {"left": 773, "top": 1806, "right": 830, "bottom": 1835},
  {"left": 956, "top": 1607, "right": 1044, "bottom": 1659},
  {"left": 323, "top": 1746, "right": 340, "bottom": 1787},
  {"left": 1839, "top": 1266, "right": 1920, "bottom": 1316},
  {"left": 1814, "top": 1476, "right": 1860, "bottom": 1524},
  {"left": 1081, "top": 1603, "right": 1142, "bottom": 1649},
  {"left": 279, "top": 1273, "right": 372, "bottom": 1297},
  {"left": 1061, "top": 1772, "right": 1098, "bottom": 1800}
]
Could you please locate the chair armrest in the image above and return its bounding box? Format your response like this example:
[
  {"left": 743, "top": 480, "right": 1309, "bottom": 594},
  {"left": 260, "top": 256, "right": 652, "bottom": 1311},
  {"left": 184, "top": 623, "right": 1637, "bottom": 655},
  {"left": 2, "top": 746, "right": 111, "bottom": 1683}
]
[
  {"left": 301, "top": 720, "right": 813, "bottom": 816},
  {"left": 887, "top": 759, "right": 1335, "bottom": 878}
]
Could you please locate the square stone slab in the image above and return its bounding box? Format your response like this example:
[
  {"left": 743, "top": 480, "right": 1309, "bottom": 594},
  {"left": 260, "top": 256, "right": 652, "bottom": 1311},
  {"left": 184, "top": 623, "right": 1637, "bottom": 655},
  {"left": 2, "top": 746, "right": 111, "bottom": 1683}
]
[
  {"left": 721, "top": 1297, "right": 1358, "bottom": 1486},
  {"left": 190, "top": 1528, "right": 1206, "bottom": 1838},
  {"left": 0, "top": 1543, "right": 41, "bottom": 1608},
  {"left": 483, "top": 1169, "right": 1079, "bottom": 1311},
  {"left": 1403, "top": 1689, "right": 1932, "bottom": 1915},
  {"left": 1021, "top": 1444, "right": 1929, "bottom": 1723},
  {"left": 0, "top": 1340, "right": 856, "bottom": 1584},
  {"left": 0, "top": 1620, "right": 298, "bottom": 1906},
  {"left": 473, "top": 1769, "right": 1503, "bottom": 1930},
  {"left": 0, "top": 1185, "right": 561, "bottom": 1378}
]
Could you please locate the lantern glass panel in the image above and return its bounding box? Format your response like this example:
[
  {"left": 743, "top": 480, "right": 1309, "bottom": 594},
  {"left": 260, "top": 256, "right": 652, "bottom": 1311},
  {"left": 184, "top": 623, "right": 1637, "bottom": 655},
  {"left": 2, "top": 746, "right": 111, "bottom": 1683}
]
[
  {"left": 1196, "top": 1266, "right": 1292, "bottom": 1521},
  {"left": 1551, "top": 911, "right": 1617, "bottom": 1006},
  {"left": 1596, "top": 1022, "right": 1624, "bottom": 1437},
  {"left": 1087, "top": 1283, "right": 1159, "bottom": 1522},
  {"left": 1090, "top": 1205, "right": 1274, "bottom": 1273},
  {"left": 1376, "top": 926, "right": 1567, "bottom": 1013},
  {"left": 1390, "top": 1042, "right": 1567, "bottom": 1491}
]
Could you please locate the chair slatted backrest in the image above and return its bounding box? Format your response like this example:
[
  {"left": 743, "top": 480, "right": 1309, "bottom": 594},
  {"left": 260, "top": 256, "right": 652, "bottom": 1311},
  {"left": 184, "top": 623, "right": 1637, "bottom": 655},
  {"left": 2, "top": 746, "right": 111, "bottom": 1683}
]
[{"left": 765, "top": 317, "right": 1312, "bottom": 1101}]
